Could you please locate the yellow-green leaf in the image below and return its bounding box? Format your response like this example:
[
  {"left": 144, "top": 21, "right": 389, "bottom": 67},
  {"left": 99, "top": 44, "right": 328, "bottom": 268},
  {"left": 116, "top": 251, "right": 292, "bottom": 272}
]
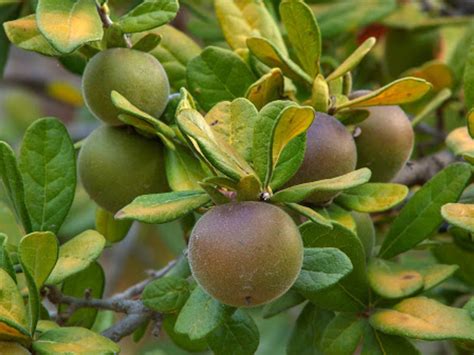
[
  {"left": 309, "top": 74, "right": 329, "bottom": 112},
  {"left": 271, "top": 168, "right": 371, "bottom": 203},
  {"left": 326, "top": 37, "right": 376, "bottom": 81},
  {"left": 116, "top": 191, "right": 210, "bottom": 224},
  {"left": 404, "top": 60, "right": 453, "bottom": 92},
  {"left": 367, "top": 258, "right": 424, "bottom": 299},
  {"left": 0, "top": 341, "right": 29, "bottom": 355},
  {"left": 468, "top": 108, "right": 474, "bottom": 139},
  {"left": 214, "top": 0, "right": 287, "bottom": 55},
  {"left": 18, "top": 231, "right": 58, "bottom": 288},
  {"left": 95, "top": 208, "right": 132, "bottom": 245},
  {"left": 246, "top": 68, "right": 285, "bottom": 110},
  {"left": 335, "top": 183, "right": 408, "bottom": 213},
  {"left": 370, "top": 297, "right": 474, "bottom": 341},
  {"left": 280, "top": 0, "right": 321, "bottom": 78},
  {"left": 337, "top": 77, "right": 432, "bottom": 110},
  {"left": 165, "top": 145, "right": 208, "bottom": 192},
  {"left": 446, "top": 127, "right": 474, "bottom": 156},
  {"left": 0, "top": 269, "right": 29, "bottom": 344},
  {"left": 36, "top": 0, "right": 103, "bottom": 54},
  {"left": 46, "top": 230, "right": 105, "bottom": 285},
  {"left": 3, "top": 14, "right": 59, "bottom": 56},
  {"left": 284, "top": 203, "right": 332, "bottom": 228},
  {"left": 247, "top": 37, "right": 312, "bottom": 86},
  {"left": 420, "top": 264, "right": 458, "bottom": 291},
  {"left": 442, "top": 203, "right": 474, "bottom": 233}
]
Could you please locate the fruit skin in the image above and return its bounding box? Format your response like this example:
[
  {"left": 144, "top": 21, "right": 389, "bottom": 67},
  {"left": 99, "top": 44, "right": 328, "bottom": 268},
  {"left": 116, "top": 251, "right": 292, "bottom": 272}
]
[
  {"left": 285, "top": 112, "right": 357, "bottom": 205},
  {"left": 78, "top": 125, "right": 168, "bottom": 213},
  {"left": 188, "top": 202, "right": 303, "bottom": 307},
  {"left": 82, "top": 48, "right": 170, "bottom": 126},
  {"left": 351, "top": 91, "right": 414, "bottom": 182}
]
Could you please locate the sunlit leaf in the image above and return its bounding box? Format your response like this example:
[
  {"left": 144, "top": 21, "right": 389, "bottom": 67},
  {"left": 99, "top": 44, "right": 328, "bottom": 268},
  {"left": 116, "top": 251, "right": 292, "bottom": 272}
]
[
  {"left": 117, "top": 0, "right": 179, "bottom": 33},
  {"left": 246, "top": 68, "right": 285, "bottom": 110},
  {"left": 442, "top": 203, "right": 474, "bottom": 233},
  {"left": 405, "top": 61, "right": 453, "bottom": 92},
  {"left": 446, "top": 127, "right": 474, "bottom": 156}
]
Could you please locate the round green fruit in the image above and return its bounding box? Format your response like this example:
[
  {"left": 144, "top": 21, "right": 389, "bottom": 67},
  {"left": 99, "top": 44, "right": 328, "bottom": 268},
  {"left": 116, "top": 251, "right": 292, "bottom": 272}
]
[
  {"left": 78, "top": 125, "right": 168, "bottom": 213},
  {"left": 285, "top": 112, "right": 357, "bottom": 205},
  {"left": 188, "top": 202, "right": 303, "bottom": 307},
  {"left": 82, "top": 48, "right": 170, "bottom": 126},
  {"left": 351, "top": 91, "right": 414, "bottom": 182}
]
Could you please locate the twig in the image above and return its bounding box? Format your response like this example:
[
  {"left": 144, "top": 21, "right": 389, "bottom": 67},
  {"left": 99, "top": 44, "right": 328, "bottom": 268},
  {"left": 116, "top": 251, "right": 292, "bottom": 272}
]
[
  {"left": 96, "top": 3, "right": 113, "bottom": 28},
  {"left": 102, "top": 312, "right": 152, "bottom": 342},
  {"left": 394, "top": 150, "right": 456, "bottom": 186}
]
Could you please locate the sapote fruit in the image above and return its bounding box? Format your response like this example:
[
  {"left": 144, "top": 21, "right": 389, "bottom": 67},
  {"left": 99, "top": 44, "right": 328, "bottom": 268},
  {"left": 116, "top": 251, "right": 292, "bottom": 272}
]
[
  {"left": 82, "top": 48, "right": 170, "bottom": 126},
  {"left": 78, "top": 125, "right": 168, "bottom": 213},
  {"left": 188, "top": 202, "right": 303, "bottom": 307},
  {"left": 285, "top": 112, "right": 357, "bottom": 204},
  {"left": 350, "top": 90, "right": 414, "bottom": 182}
]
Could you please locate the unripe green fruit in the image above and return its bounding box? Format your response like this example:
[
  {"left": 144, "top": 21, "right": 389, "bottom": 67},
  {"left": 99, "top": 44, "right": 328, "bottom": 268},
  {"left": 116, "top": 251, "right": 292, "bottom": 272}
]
[
  {"left": 82, "top": 48, "right": 170, "bottom": 126},
  {"left": 352, "top": 212, "right": 375, "bottom": 259},
  {"left": 285, "top": 112, "right": 357, "bottom": 205},
  {"left": 78, "top": 125, "right": 168, "bottom": 213},
  {"left": 351, "top": 91, "right": 414, "bottom": 182},
  {"left": 385, "top": 28, "right": 441, "bottom": 79},
  {"left": 188, "top": 202, "right": 303, "bottom": 307}
]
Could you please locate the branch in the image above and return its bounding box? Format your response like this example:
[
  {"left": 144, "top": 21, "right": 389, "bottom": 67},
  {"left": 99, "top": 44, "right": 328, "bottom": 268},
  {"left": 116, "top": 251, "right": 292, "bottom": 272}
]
[{"left": 394, "top": 150, "right": 456, "bottom": 186}]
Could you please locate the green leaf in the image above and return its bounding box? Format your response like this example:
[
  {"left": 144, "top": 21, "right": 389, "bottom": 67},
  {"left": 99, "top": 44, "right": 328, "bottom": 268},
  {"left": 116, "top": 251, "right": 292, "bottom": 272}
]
[
  {"left": 117, "top": 190, "right": 209, "bottom": 224},
  {"left": 464, "top": 31, "right": 474, "bottom": 110},
  {"left": 0, "top": 269, "right": 29, "bottom": 344},
  {"left": 0, "top": 234, "right": 15, "bottom": 282},
  {"left": 246, "top": 68, "right": 285, "bottom": 110},
  {"left": 361, "top": 327, "right": 420, "bottom": 355},
  {"left": 271, "top": 168, "right": 371, "bottom": 203},
  {"left": 177, "top": 108, "right": 255, "bottom": 180},
  {"left": 46, "top": 230, "right": 106, "bottom": 285},
  {"left": 433, "top": 243, "right": 474, "bottom": 287},
  {"left": 293, "top": 248, "right": 353, "bottom": 297},
  {"left": 420, "top": 263, "right": 458, "bottom": 291},
  {"left": 142, "top": 276, "right": 190, "bottom": 313},
  {"left": 284, "top": 203, "right": 332, "bottom": 228},
  {"left": 0, "top": 203, "right": 23, "bottom": 248},
  {"left": 247, "top": 37, "right": 312, "bottom": 86},
  {"left": 145, "top": 25, "right": 201, "bottom": 91},
  {"left": 411, "top": 88, "right": 452, "bottom": 127},
  {"left": 299, "top": 222, "right": 369, "bottom": 311},
  {"left": 280, "top": 0, "right": 321, "bottom": 78},
  {"left": 214, "top": 0, "right": 287, "bottom": 55},
  {"left": 33, "top": 326, "right": 120, "bottom": 354},
  {"left": 321, "top": 313, "right": 366, "bottom": 355},
  {"left": 442, "top": 203, "right": 474, "bottom": 233},
  {"left": 187, "top": 46, "right": 256, "bottom": 112},
  {"left": 379, "top": 163, "right": 472, "bottom": 259},
  {"left": 59, "top": 262, "right": 105, "bottom": 329},
  {"left": 163, "top": 313, "right": 208, "bottom": 352},
  {"left": 0, "top": 341, "right": 30, "bottom": 355},
  {"left": 118, "top": 0, "right": 179, "bottom": 33},
  {"left": 95, "top": 208, "right": 132, "bottom": 245},
  {"left": 174, "top": 286, "right": 228, "bottom": 340},
  {"left": 207, "top": 309, "right": 259, "bottom": 355},
  {"left": 111, "top": 91, "right": 175, "bottom": 140},
  {"left": 3, "top": 15, "right": 60, "bottom": 56},
  {"left": 336, "top": 77, "right": 432, "bottom": 110},
  {"left": 36, "top": 0, "right": 103, "bottom": 54},
  {"left": 165, "top": 145, "right": 208, "bottom": 192},
  {"left": 326, "top": 37, "right": 376, "bottom": 81},
  {"left": 335, "top": 183, "right": 408, "bottom": 213},
  {"left": 19, "top": 117, "right": 76, "bottom": 235},
  {"left": 205, "top": 98, "right": 258, "bottom": 163},
  {"left": 18, "top": 231, "right": 58, "bottom": 288},
  {"left": 0, "top": 142, "right": 31, "bottom": 232},
  {"left": 287, "top": 303, "right": 334, "bottom": 355},
  {"left": 0, "top": 4, "right": 20, "bottom": 77},
  {"left": 370, "top": 297, "right": 474, "bottom": 341},
  {"left": 261, "top": 290, "right": 305, "bottom": 319},
  {"left": 367, "top": 258, "right": 424, "bottom": 299},
  {"left": 131, "top": 32, "right": 161, "bottom": 52}
]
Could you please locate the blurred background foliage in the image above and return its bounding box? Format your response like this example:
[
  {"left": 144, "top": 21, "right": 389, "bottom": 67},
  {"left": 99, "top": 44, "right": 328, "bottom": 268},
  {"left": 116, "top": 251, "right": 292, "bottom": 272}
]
[{"left": 1, "top": 0, "right": 474, "bottom": 353}]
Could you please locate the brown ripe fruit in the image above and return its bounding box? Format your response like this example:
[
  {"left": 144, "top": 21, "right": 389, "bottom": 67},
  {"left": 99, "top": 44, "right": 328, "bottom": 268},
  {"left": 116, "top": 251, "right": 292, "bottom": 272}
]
[
  {"left": 78, "top": 125, "right": 168, "bottom": 213},
  {"left": 188, "top": 202, "right": 303, "bottom": 307},
  {"left": 285, "top": 112, "right": 357, "bottom": 205},
  {"left": 82, "top": 48, "right": 170, "bottom": 126},
  {"left": 351, "top": 91, "right": 414, "bottom": 182}
]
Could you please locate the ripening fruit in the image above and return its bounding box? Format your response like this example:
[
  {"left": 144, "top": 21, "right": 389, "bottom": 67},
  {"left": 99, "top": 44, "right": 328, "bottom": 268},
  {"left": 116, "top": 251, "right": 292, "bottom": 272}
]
[
  {"left": 385, "top": 28, "right": 441, "bottom": 78},
  {"left": 78, "top": 125, "right": 168, "bottom": 213},
  {"left": 82, "top": 48, "right": 170, "bottom": 126},
  {"left": 351, "top": 91, "right": 414, "bottom": 182},
  {"left": 188, "top": 202, "right": 303, "bottom": 307},
  {"left": 285, "top": 112, "right": 357, "bottom": 205}
]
